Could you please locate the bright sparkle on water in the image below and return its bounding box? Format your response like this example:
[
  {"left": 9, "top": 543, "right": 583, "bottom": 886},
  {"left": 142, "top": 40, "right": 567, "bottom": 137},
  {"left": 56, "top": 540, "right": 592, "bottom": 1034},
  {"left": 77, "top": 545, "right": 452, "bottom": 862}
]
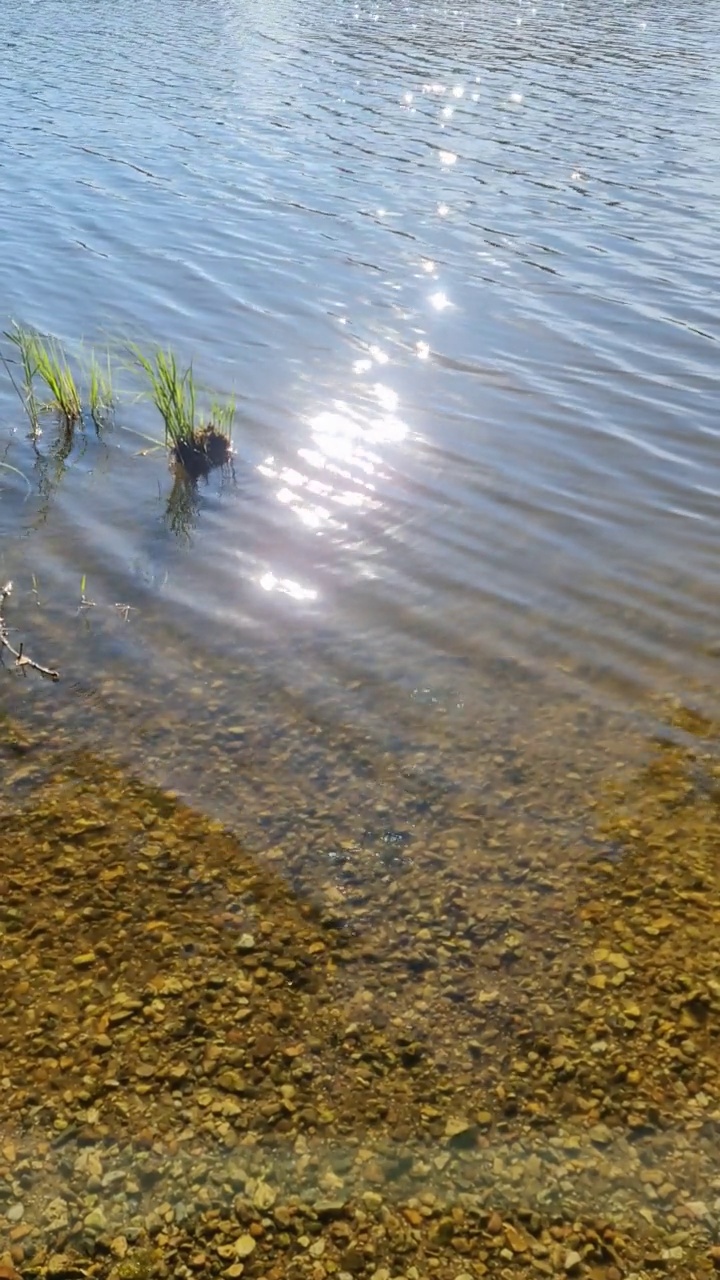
[{"left": 259, "top": 571, "right": 318, "bottom": 601}]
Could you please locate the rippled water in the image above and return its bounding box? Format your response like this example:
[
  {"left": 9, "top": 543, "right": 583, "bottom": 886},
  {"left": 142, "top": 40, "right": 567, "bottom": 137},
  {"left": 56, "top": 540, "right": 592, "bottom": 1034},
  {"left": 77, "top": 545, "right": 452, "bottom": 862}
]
[{"left": 1, "top": 0, "right": 720, "bottom": 805}]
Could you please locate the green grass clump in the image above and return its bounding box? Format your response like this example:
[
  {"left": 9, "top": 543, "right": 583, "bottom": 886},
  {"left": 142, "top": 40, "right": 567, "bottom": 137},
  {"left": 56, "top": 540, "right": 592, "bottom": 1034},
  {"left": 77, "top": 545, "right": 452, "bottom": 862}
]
[
  {"left": 133, "top": 344, "right": 233, "bottom": 477},
  {"left": 210, "top": 395, "right": 235, "bottom": 439},
  {"left": 2, "top": 327, "right": 235, "bottom": 481},
  {"left": 87, "top": 349, "right": 114, "bottom": 424},
  {"left": 4, "top": 323, "right": 81, "bottom": 425},
  {"left": 3, "top": 322, "right": 41, "bottom": 428},
  {"left": 132, "top": 345, "right": 197, "bottom": 448}
]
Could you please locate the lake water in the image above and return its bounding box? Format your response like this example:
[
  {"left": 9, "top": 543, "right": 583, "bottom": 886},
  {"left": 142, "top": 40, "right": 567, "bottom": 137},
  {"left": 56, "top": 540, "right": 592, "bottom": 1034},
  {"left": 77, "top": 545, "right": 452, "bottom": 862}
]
[
  {"left": 5, "top": 0, "right": 717, "bottom": 742},
  {"left": 3, "top": 2, "right": 720, "bottom": 1264},
  {"left": 1, "top": 0, "right": 719, "bottom": 822}
]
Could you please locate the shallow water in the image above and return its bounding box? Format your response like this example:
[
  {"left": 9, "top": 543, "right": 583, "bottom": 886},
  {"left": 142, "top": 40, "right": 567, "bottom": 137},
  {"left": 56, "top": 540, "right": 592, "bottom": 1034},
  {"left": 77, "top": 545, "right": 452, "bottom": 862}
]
[{"left": 3, "top": 6, "right": 720, "bottom": 1270}]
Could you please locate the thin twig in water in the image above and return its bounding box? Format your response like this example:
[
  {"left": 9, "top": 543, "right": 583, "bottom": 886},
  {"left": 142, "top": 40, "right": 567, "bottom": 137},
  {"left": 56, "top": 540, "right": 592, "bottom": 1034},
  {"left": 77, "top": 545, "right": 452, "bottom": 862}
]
[{"left": 0, "top": 582, "right": 60, "bottom": 681}]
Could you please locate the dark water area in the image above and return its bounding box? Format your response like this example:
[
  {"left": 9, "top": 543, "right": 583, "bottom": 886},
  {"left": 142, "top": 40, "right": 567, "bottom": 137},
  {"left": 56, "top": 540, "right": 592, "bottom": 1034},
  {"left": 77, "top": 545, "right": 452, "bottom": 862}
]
[{"left": 2, "top": 1, "right": 720, "bottom": 1270}]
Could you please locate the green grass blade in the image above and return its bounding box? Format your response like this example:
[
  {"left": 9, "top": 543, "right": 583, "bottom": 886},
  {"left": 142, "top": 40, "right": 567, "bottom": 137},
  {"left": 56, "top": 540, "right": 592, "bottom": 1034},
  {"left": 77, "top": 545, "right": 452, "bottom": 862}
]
[
  {"left": 131, "top": 344, "right": 197, "bottom": 446},
  {"left": 6, "top": 326, "right": 81, "bottom": 424},
  {"left": 87, "top": 348, "right": 114, "bottom": 424}
]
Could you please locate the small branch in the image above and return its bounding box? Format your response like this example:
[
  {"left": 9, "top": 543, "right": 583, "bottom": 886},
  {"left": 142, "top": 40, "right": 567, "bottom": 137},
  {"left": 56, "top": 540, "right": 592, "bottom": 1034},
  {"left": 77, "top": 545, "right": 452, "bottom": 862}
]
[{"left": 0, "top": 582, "right": 60, "bottom": 681}]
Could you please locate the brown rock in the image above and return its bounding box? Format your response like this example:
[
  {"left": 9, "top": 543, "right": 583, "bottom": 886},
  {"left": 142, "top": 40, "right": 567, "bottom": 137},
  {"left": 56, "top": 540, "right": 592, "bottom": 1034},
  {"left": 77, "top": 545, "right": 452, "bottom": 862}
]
[
  {"left": 341, "top": 1249, "right": 366, "bottom": 1274},
  {"left": 505, "top": 1223, "right": 530, "bottom": 1254},
  {"left": 403, "top": 1209, "right": 423, "bottom": 1227},
  {"left": 252, "top": 1034, "right": 276, "bottom": 1061}
]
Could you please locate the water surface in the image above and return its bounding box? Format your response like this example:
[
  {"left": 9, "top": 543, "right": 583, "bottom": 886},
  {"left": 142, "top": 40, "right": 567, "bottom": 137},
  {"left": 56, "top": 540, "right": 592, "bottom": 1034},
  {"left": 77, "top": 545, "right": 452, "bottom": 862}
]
[
  {"left": 3, "top": 5, "right": 720, "bottom": 1260},
  {"left": 1, "top": 0, "right": 719, "bottom": 813}
]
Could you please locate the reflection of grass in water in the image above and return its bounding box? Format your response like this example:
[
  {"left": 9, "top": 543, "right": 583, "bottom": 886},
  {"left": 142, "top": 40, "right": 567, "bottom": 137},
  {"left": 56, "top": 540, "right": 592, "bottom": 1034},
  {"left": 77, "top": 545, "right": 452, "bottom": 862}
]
[
  {"left": 164, "top": 455, "right": 238, "bottom": 540},
  {"left": 164, "top": 471, "right": 201, "bottom": 539},
  {"left": 27, "top": 419, "right": 87, "bottom": 531}
]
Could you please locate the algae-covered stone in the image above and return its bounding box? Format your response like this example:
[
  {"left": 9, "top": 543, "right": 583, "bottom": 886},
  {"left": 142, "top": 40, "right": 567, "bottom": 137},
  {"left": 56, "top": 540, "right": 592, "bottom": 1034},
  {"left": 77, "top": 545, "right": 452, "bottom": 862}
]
[{"left": 83, "top": 1205, "right": 107, "bottom": 1233}]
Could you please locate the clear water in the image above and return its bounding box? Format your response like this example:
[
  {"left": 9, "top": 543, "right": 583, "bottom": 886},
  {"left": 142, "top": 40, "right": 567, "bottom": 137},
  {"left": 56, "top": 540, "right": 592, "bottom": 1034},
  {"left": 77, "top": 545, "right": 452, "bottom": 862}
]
[{"left": 2, "top": 5, "right": 720, "bottom": 1253}]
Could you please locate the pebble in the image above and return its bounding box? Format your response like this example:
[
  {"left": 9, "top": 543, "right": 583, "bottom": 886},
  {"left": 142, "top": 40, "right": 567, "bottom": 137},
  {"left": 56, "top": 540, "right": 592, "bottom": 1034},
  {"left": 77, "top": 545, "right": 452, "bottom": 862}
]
[
  {"left": 83, "top": 1206, "right": 107, "bottom": 1233},
  {"left": 252, "top": 1180, "right": 276, "bottom": 1210},
  {"left": 504, "top": 1224, "right": 529, "bottom": 1253},
  {"left": 4, "top": 696, "right": 720, "bottom": 1280},
  {"left": 217, "top": 1069, "right": 246, "bottom": 1093},
  {"left": 44, "top": 1197, "right": 69, "bottom": 1230},
  {"left": 234, "top": 1234, "right": 256, "bottom": 1259},
  {"left": 46, "top": 1258, "right": 74, "bottom": 1280},
  {"left": 6, "top": 1204, "right": 24, "bottom": 1223},
  {"left": 444, "top": 1116, "right": 472, "bottom": 1138},
  {"left": 316, "top": 1199, "right": 349, "bottom": 1220}
]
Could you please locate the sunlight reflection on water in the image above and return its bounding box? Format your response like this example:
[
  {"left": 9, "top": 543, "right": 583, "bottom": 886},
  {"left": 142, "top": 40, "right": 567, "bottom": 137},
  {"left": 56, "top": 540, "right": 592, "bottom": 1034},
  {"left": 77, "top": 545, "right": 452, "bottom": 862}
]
[{"left": 0, "top": 0, "right": 719, "bottom": 723}]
